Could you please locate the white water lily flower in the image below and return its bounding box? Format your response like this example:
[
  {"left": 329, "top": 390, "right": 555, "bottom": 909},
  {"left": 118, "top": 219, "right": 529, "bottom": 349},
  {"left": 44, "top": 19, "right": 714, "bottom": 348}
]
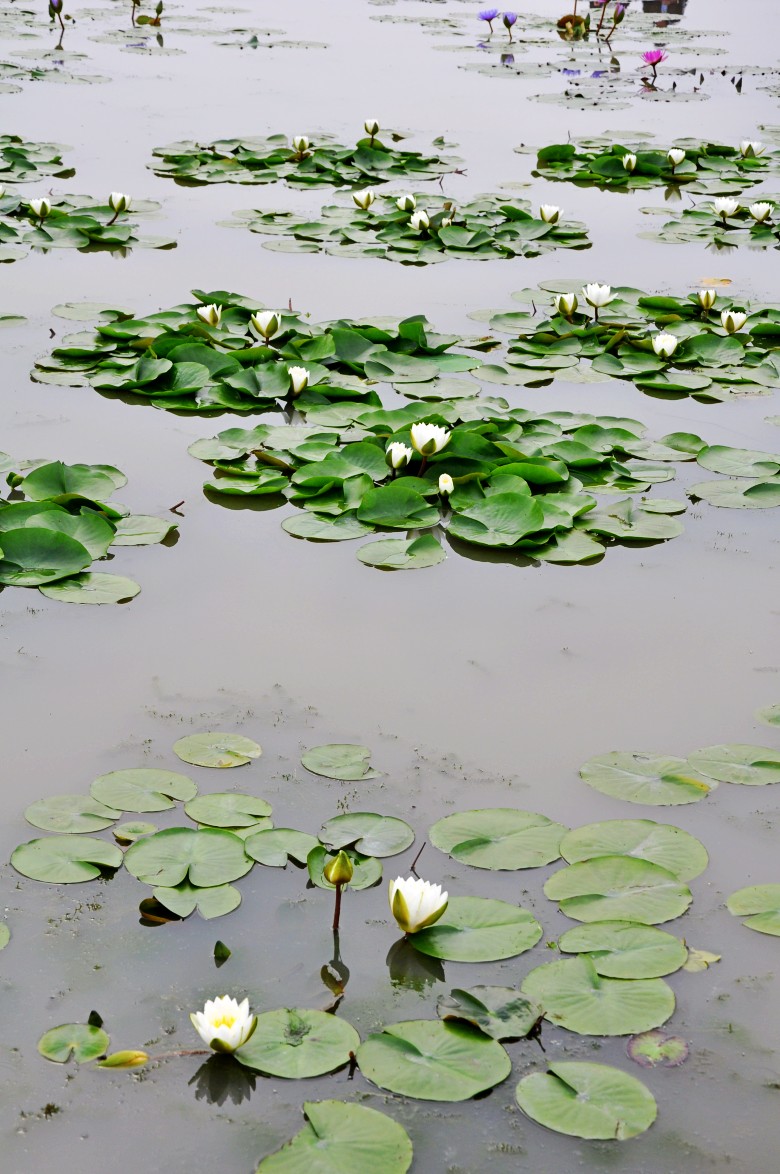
[
  {"left": 555, "top": 292, "right": 578, "bottom": 317},
  {"left": 440, "top": 217, "right": 453, "bottom": 227},
  {"left": 396, "top": 193, "right": 416, "bottom": 212},
  {"left": 410, "top": 210, "right": 430, "bottom": 231},
  {"left": 292, "top": 135, "right": 310, "bottom": 154},
  {"left": 0, "top": 185, "right": 5, "bottom": 199},
  {"left": 721, "top": 309, "right": 747, "bottom": 333},
  {"left": 697, "top": 288, "right": 717, "bottom": 310},
  {"left": 191, "top": 996, "right": 257, "bottom": 1054},
  {"left": 749, "top": 202, "right": 773, "bottom": 223},
  {"left": 739, "top": 140, "right": 765, "bottom": 158},
  {"left": 108, "top": 192, "right": 130, "bottom": 213},
  {"left": 438, "top": 473, "right": 454, "bottom": 496},
  {"left": 352, "top": 188, "right": 375, "bottom": 210},
  {"left": 410, "top": 421, "right": 450, "bottom": 456},
  {"left": 582, "top": 283, "right": 614, "bottom": 309},
  {"left": 389, "top": 876, "right": 448, "bottom": 935},
  {"left": 652, "top": 332, "right": 679, "bottom": 359},
  {"left": 29, "top": 197, "right": 51, "bottom": 220},
  {"left": 712, "top": 197, "right": 740, "bottom": 218},
  {"left": 667, "top": 148, "right": 686, "bottom": 167},
  {"left": 251, "top": 310, "right": 281, "bottom": 340},
  {"left": 539, "top": 204, "right": 562, "bottom": 224},
  {"left": 288, "top": 365, "right": 309, "bottom": 396},
  {"left": 622, "top": 153, "right": 637, "bottom": 172},
  {"left": 364, "top": 119, "right": 380, "bottom": 137},
  {"left": 386, "top": 442, "right": 413, "bottom": 470},
  {"left": 196, "top": 304, "right": 221, "bottom": 327}
]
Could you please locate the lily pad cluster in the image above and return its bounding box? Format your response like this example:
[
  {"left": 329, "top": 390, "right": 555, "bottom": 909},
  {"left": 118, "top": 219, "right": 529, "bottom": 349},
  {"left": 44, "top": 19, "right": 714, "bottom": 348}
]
[
  {"left": 0, "top": 134, "right": 74, "bottom": 184},
  {"left": 150, "top": 129, "right": 461, "bottom": 188},
  {"left": 225, "top": 192, "right": 590, "bottom": 264},
  {"left": 0, "top": 457, "right": 176, "bottom": 603},
  {"left": 640, "top": 196, "right": 779, "bottom": 251},
  {"left": 0, "top": 193, "right": 175, "bottom": 262},
  {"left": 479, "top": 281, "right": 780, "bottom": 401},
  {"left": 32, "top": 292, "right": 484, "bottom": 411},
  {"left": 534, "top": 138, "right": 776, "bottom": 193}
]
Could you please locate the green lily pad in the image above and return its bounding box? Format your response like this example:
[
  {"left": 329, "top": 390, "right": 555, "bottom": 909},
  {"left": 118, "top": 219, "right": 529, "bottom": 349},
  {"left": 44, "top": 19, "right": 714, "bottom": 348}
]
[
  {"left": 687, "top": 744, "right": 780, "bottom": 785},
  {"left": 726, "top": 884, "right": 780, "bottom": 936},
  {"left": 113, "top": 821, "right": 157, "bottom": 844},
  {"left": 559, "top": 819, "right": 708, "bottom": 881},
  {"left": 318, "top": 813, "right": 414, "bottom": 858},
  {"left": 436, "top": 986, "right": 542, "bottom": 1040},
  {"left": 0, "top": 527, "right": 91, "bottom": 585},
  {"left": 123, "top": 827, "right": 253, "bottom": 887},
  {"left": 21, "top": 460, "right": 117, "bottom": 502},
  {"left": 544, "top": 856, "right": 693, "bottom": 925},
  {"left": 357, "top": 1020, "right": 511, "bottom": 1102},
  {"left": 236, "top": 1009, "right": 359, "bottom": 1078},
  {"left": 111, "top": 515, "right": 178, "bottom": 545},
  {"left": 38, "top": 572, "right": 141, "bottom": 604},
  {"left": 24, "top": 794, "right": 121, "bottom": 834},
  {"left": 90, "top": 768, "right": 197, "bottom": 812},
  {"left": 756, "top": 703, "right": 780, "bottom": 727},
  {"left": 173, "top": 732, "right": 262, "bottom": 768},
  {"left": 356, "top": 534, "right": 446, "bottom": 570},
  {"left": 245, "top": 828, "right": 320, "bottom": 867},
  {"left": 301, "top": 744, "right": 379, "bottom": 781},
  {"left": 557, "top": 922, "right": 688, "bottom": 979},
  {"left": 580, "top": 751, "right": 715, "bottom": 806},
  {"left": 697, "top": 445, "right": 780, "bottom": 478},
  {"left": 282, "top": 513, "right": 373, "bottom": 541},
  {"left": 429, "top": 808, "right": 567, "bottom": 870},
  {"left": 152, "top": 880, "right": 242, "bottom": 920},
  {"left": 257, "top": 1101, "right": 413, "bottom": 1173},
  {"left": 11, "top": 835, "right": 123, "bottom": 883},
  {"left": 521, "top": 956, "right": 675, "bottom": 1036},
  {"left": 38, "top": 1023, "right": 110, "bottom": 1064},
  {"left": 516, "top": 1061, "right": 657, "bottom": 1140},
  {"left": 307, "top": 846, "right": 382, "bottom": 891},
  {"left": 411, "top": 896, "right": 542, "bottom": 962},
  {"left": 184, "top": 793, "right": 273, "bottom": 828},
  {"left": 627, "top": 1029, "right": 689, "bottom": 1068},
  {"left": 689, "top": 478, "right": 780, "bottom": 508},
  {"left": 0, "top": 924, "right": 8, "bottom": 950}
]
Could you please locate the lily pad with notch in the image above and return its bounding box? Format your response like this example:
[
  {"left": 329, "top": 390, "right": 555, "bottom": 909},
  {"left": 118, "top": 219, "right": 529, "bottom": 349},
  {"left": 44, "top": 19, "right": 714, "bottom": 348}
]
[
  {"left": 236, "top": 1008, "right": 360, "bottom": 1078},
  {"left": 173, "top": 732, "right": 262, "bottom": 768},
  {"left": 726, "top": 884, "right": 780, "bottom": 936},
  {"left": 24, "top": 793, "right": 121, "bottom": 834},
  {"left": 318, "top": 813, "right": 414, "bottom": 858},
  {"left": 152, "top": 880, "right": 242, "bottom": 920},
  {"left": 123, "top": 827, "right": 253, "bottom": 887},
  {"left": 559, "top": 819, "right": 708, "bottom": 881},
  {"left": 580, "top": 751, "right": 715, "bottom": 806},
  {"left": 521, "top": 956, "right": 675, "bottom": 1036},
  {"left": 38, "top": 1023, "right": 110, "bottom": 1064},
  {"left": 544, "top": 856, "right": 692, "bottom": 925},
  {"left": 245, "top": 828, "right": 320, "bottom": 867},
  {"left": 429, "top": 808, "right": 567, "bottom": 870},
  {"left": 557, "top": 921, "right": 688, "bottom": 979},
  {"left": 687, "top": 744, "right": 780, "bottom": 785},
  {"left": 515, "top": 1061, "right": 657, "bottom": 1140},
  {"left": 90, "top": 768, "right": 197, "bottom": 812},
  {"left": 411, "top": 896, "right": 542, "bottom": 962},
  {"left": 437, "top": 986, "right": 543, "bottom": 1040},
  {"left": 11, "top": 835, "right": 122, "bottom": 883},
  {"left": 301, "top": 744, "right": 379, "bottom": 781},
  {"left": 257, "top": 1101, "right": 413, "bottom": 1173},
  {"left": 184, "top": 792, "right": 273, "bottom": 828}
]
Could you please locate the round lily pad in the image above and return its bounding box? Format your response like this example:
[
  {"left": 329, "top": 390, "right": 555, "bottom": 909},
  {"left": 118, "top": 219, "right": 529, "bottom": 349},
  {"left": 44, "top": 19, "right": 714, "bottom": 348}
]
[
  {"left": 282, "top": 513, "right": 374, "bottom": 542},
  {"left": 25, "top": 794, "right": 120, "bottom": 834},
  {"left": 544, "top": 856, "right": 692, "bottom": 925},
  {"left": 236, "top": 1009, "right": 359, "bottom": 1078},
  {"left": 184, "top": 792, "right": 273, "bottom": 828},
  {"left": 173, "top": 732, "right": 262, "bottom": 768},
  {"left": 39, "top": 573, "right": 141, "bottom": 604},
  {"left": 515, "top": 1061, "right": 657, "bottom": 1140},
  {"left": 11, "top": 835, "right": 123, "bottom": 883},
  {"left": 152, "top": 880, "right": 241, "bottom": 920},
  {"left": 557, "top": 922, "right": 688, "bottom": 979},
  {"left": 319, "top": 813, "right": 414, "bottom": 858},
  {"left": 301, "top": 744, "right": 379, "bottom": 781},
  {"left": 0, "top": 527, "right": 91, "bottom": 586},
  {"left": 627, "top": 1030, "right": 689, "bottom": 1068},
  {"left": 356, "top": 534, "right": 446, "bottom": 570},
  {"left": 123, "top": 828, "right": 253, "bottom": 887},
  {"left": 429, "top": 808, "right": 566, "bottom": 870},
  {"left": 688, "top": 479, "right": 780, "bottom": 509},
  {"left": 559, "top": 819, "right": 708, "bottom": 881},
  {"left": 307, "top": 846, "right": 382, "bottom": 891},
  {"left": 726, "top": 884, "right": 780, "bottom": 936},
  {"left": 113, "top": 821, "right": 157, "bottom": 844},
  {"left": 580, "top": 751, "right": 715, "bottom": 806},
  {"left": 90, "top": 768, "right": 197, "bottom": 812},
  {"left": 521, "top": 956, "right": 675, "bottom": 1036},
  {"left": 357, "top": 1020, "right": 511, "bottom": 1102},
  {"left": 257, "top": 1100, "right": 413, "bottom": 1174},
  {"left": 38, "top": 1023, "right": 110, "bottom": 1064},
  {"left": 411, "top": 896, "right": 542, "bottom": 962},
  {"left": 687, "top": 744, "right": 780, "bottom": 786},
  {"left": 245, "top": 828, "right": 320, "bottom": 867},
  {"left": 436, "top": 986, "right": 542, "bottom": 1040}
]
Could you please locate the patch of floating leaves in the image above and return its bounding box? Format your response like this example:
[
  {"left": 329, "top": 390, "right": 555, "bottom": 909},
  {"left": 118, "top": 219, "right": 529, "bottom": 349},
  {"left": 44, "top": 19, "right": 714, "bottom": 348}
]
[
  {"left": 0, "top": 193, "right": 175, "bottom": 262},
  {"left": 0, "top": 134, "right": 75, "bottom": 184}
]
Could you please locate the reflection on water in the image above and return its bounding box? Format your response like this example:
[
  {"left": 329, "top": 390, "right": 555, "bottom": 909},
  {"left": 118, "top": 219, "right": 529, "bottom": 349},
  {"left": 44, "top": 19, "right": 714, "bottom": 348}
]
[
  {"left": 386, "top": 937, "right": 446, "bottom": 991},
  {"left": 189, "top": 1054, "right": 257, "bottom": 1106}
]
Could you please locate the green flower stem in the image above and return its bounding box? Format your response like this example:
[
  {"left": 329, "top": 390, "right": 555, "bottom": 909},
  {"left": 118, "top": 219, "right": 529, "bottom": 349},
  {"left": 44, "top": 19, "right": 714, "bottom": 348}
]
[{"left": 333, "top": 882, "right": 344, "bottom": 931}]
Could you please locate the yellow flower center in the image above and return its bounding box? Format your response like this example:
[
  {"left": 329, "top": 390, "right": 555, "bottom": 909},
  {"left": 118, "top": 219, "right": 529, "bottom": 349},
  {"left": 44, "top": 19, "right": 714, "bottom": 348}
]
[{"left": 211, "top": 1014, "right": 236, "bottom": 1028}]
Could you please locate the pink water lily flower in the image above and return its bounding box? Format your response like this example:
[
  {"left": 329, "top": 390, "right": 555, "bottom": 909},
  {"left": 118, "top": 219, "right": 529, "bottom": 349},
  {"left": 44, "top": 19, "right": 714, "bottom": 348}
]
[{"left": 641, "top": 48, "right": 668, "bottom": 78}]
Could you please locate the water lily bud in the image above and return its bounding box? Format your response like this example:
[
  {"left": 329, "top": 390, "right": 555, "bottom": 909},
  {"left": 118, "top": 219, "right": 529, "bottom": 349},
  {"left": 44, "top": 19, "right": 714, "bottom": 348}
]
[
  {"left": 697, "top": 288, "right": 716, "bottom": 310},
  {"left": 438, "top": 473, "right": 454, "bottom": 496},
  {"left": 582, "top": 283, "right": 614, "bottom": 309},
  {"left": 396, "top": 193, "right": 416, "bottom": 212},
  {"left": 749, "top": 201, "right": 773, "bottom": 223},
  {"left": 539, "top": 204, "right": 562, "bottom": 224},
  {"left": 190, "top": 996, "right": 257, "bottom": 1054},
  {"left": 196, "top": 304, "right": 222, "bottom": 327},
  {"left": 440, "top": 216, "right": 453, "bottom": 227},
  {"left": 386, "top": 441, "right": 413, "bottom": 470},
  {"left": 721, "top": 309, "right": 747, "bottom": 334},
  {"left": 288, "top": 365, "right": 309, "bottom": 396},
  {"left": 364, "top": 119, "right": 380, "bottom": 137},
  {"left": 352, "top": 188, "right": 375, "bottom": 210},
  {"left": 410, "top": 210, "right": 430, "bottom": 231},
  {"left": 251, "top": 310, "right": 281, "bottom": 340},
  {"left": 324, "top": 850, "right": 354, "bottom": 887},
  {"left": 292, "top": 135, "right": 310, "bottom": 154},
  {"left": 410, "top": 421, "right": 450, "bottom": 456},
  {"left": 29, "top": 197, "right": 51, "bottom": 220},
  {"left": 108, "top": 192, "right": 130, "bottom": 213},
  {"left": 667, "top": 148, "right": 686, "bottom": 168},
  {"left": 652, "top": 331, "right": 679, "bottom": 359},
  {"left": 389, "top": 876, "right": 448, "bottom": 935},
  {"left": 555, "top": 292, "right": 578, "bottom": 317},
  {"left": 712, "top": 197, "right": 740, "bottom": 218},
  {"left": 0, "top": 185, "right": 5, "bottom": 199},
  {"left": 739, "top": 140, "right": 765, "bottom": 158},
  {"left": 622, "top": 153, "right": 637, "bottom": 172}
]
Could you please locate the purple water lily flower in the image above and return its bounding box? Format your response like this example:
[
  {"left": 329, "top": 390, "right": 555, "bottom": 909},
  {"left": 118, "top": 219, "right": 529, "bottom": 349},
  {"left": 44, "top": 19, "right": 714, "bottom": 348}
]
[
  {"left": 502, "top": 11, "right": 517, "bottom": 40},
  {"left": 478, "top": 8, "right": 500, "bottom": 32}
]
